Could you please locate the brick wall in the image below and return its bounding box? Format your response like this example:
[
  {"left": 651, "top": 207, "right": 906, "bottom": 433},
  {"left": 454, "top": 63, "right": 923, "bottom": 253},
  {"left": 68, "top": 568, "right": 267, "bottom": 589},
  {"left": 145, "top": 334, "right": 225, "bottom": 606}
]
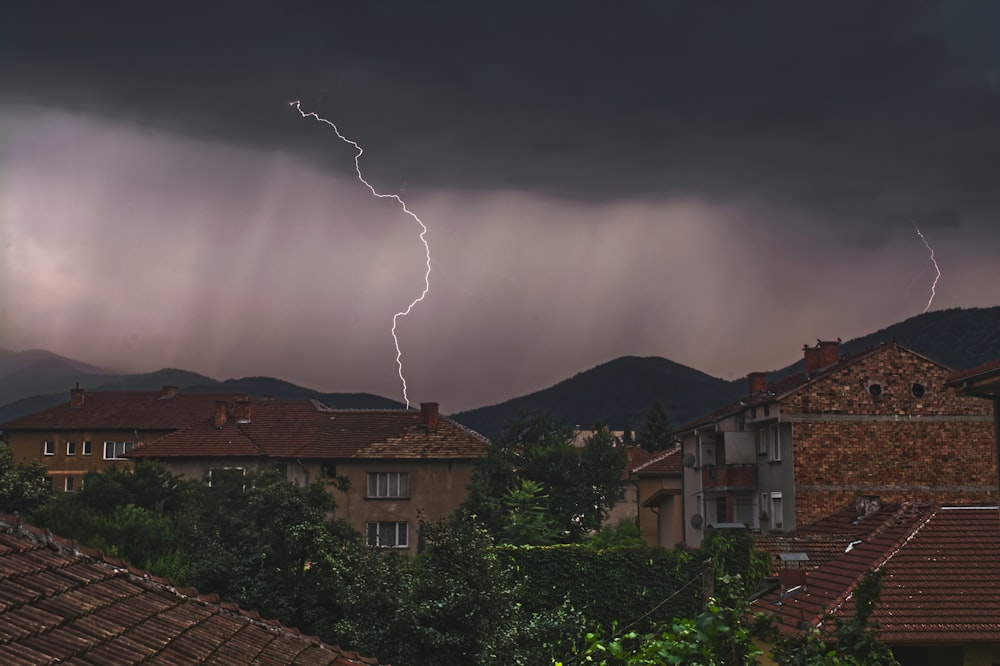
[{"left": 784, "top": 344, "right": 996, "bottom": 526}]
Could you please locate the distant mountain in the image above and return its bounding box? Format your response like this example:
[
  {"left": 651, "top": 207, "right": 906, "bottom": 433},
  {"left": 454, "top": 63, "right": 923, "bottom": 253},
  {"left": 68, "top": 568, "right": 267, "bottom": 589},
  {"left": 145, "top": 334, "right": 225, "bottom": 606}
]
[
  {"left": 3, "top": 306, "right": 998, "bottom": 436},
  {"left": 452, "top": 306, "right": 1000, "bottom": 437},
  {"left": 0, "top": 360, "right": 403, "bottom": 425},
  {"left": 0, "top": 349, "right": 120, "bottom": 406},
  {"left": 452, "top": 356, "right": 743, "bottom": 438}
]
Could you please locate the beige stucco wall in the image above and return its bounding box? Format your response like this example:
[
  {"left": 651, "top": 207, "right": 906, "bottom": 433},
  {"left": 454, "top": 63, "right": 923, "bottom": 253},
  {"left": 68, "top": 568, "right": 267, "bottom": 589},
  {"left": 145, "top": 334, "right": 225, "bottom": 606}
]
[{"left": 636, "top": 475, "right": 683, "bottom": 548}]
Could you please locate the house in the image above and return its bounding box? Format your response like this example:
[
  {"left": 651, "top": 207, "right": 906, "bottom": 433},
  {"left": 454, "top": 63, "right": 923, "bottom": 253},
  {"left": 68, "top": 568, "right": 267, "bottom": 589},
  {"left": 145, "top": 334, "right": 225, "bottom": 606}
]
[
  {"left": 630, "top": 446, "right": 683, "bottom": 548},
  {"left": 676, "top": 340, "right": 996, "bottom": 548},
  {"left": 0, "top": 513, "right": 382, "bottom": 664},
  {"left": 947, "top": 357, "right": 1000, "bottom": 511},
  {"left": 0, "top": 386, "right": 231, "bottom": 493},
  {"left": 603, "top": 445, "right": 654, "bottom": 531},
  {"left": 129, "top": 399, "right": 489, "bottom": 552},
  {"left": 751, "top": 504, "right": 1000, "bottom": 666}
]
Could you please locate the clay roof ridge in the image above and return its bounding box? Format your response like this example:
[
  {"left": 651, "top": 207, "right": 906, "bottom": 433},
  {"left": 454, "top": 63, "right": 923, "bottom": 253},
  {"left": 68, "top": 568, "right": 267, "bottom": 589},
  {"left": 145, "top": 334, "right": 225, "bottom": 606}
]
[{"left": 631, "top": 446, "right": 681, "bottom": 474}]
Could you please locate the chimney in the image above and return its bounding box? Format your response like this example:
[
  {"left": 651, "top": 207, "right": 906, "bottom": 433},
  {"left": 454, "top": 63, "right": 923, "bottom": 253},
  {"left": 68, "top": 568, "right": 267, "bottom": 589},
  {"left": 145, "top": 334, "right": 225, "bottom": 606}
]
[
  {"left": 235, "top": 396, "right": 252, "bottom": 424},
  {"left": 420, "top": 402, "right": 439, "bottom": 431},
  {"left": 215, "top": 400, "right": 228, "bottom": 429},
  {"left": 748, "top": 372, "right": 767, "bottom": 396},
  {"left": 818, "top": 340, "right": 840, "bottom": 368},
  {"left": 803, "top": 344, "right": 822, "bottom": 373},
  {"left": 159, "top": 385, "right": 179, "bottom": 400},
  {"left": 70, "top": 386, "right": 85, "bottom": 409},
  {"left": 780, "top": 568, "right": 807, "bottom": 590}
]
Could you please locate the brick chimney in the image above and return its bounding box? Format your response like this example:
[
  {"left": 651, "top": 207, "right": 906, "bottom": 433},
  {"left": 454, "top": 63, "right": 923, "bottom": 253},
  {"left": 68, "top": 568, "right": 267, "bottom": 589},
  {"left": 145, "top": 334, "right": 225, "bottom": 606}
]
[
  {"left": 70, "top": 386, "right": 85, "bottom": 409},
  {"left": 215, "top": 401, "right": 228, "bottom": 429},
  {"left": 818, "top": 340, "right": 840, "bottom": 368},
  {"left": 159, "top": 385, "right": 179, "bottom": 400},
  {"left": 420, "top": 402, "right": 439, "bottom": 431},
  {"left": 748, "top": 372, "right": 767, "bottom": 396},
  {"left": 803, "top": 345, "right": 822, "bottom": 373},
  {"left": 234, "top": 396, "right": 252, "bottom": 424}
]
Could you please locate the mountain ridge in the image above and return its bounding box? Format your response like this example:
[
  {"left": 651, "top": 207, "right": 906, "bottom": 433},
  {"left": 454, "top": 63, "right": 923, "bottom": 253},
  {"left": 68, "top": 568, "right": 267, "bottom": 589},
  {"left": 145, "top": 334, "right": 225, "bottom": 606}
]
[{"left": 2, "top": 306, "right": 998, "bottom": 435}]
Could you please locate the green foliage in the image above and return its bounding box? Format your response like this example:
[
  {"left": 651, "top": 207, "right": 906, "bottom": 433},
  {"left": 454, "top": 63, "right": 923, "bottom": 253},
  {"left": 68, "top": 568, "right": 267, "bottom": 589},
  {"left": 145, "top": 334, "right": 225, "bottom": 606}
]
[
  {"left": 506, "top": 544, "right": 702, "bottom": 639},
  {"left": 568, "top": 599, "right": 762, "bottom": 666},
  {"left": 700, "top": 528, "right": 771, "bottom": 595},
  {"left": 500, "top": 479, "right": 561, "bottom": 545},
  {"left": 464, "top": 412, "right": 627, "bottom": 543},
  {"left": 587, "top": 519, "right": 647, "bottom": 550},
  {"left": 635, "top": 401, "right": 674, "bottom": 452},
  {"left": 0, "top": 445, "right": 51, "bottom": 515}
]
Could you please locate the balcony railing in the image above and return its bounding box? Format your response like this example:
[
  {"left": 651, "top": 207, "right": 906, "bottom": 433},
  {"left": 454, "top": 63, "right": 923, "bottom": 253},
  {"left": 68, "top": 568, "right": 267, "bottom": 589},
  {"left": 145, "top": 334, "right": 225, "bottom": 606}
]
[{"left": 702, "top": 463, "right": 757, "bottom": 490}]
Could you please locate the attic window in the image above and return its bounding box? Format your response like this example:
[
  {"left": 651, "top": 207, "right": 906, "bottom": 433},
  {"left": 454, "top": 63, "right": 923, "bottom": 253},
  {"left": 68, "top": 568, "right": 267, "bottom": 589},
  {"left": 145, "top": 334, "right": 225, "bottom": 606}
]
[
  {"left": 868, "top": 382, "right": 883, "bottom": 398},
  {"left": 911, "top": 382, "right": 926, "bottom": 398}
]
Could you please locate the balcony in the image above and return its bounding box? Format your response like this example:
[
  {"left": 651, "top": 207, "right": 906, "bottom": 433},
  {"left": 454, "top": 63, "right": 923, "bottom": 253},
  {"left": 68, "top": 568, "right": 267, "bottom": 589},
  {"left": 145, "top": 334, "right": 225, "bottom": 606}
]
[{"left": 702, "top": 463, "right": 757, "bottom": 491}]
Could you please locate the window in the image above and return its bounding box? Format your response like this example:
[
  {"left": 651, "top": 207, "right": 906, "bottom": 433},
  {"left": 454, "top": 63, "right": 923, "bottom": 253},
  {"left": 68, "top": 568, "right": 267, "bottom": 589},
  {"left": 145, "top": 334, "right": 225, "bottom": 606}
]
[
  {"left": 715, "top": 495, "right": 727, "bottom": 523},
  {"left": 366, "top": 521, "right": 408, "bottom": 548},
  {"left": 209, "top": 467, "right": 245, "bottom": 490},
  {"left": 367, "top": 472, "right": 409, "bottom": 498},
  {"left": 82, "top": 441, "right": 92, "bottom": 456},
  {"left": 103, "top": 441, "right": 134, "bottom": 460},
  {"left": 64, "top": 477, "right": 75, "bottom": 493},
  {"left": 868, "top": 382, "right": 883, "bottom": 397},
  {"left": 769, "top": 425, "right": 782, "bottom": 462},
  {"left": 770, "top": 493, "right": 784, "bottom": 530},
  {"left": 43, "top": 441, "right": 55, "bottom": 456},
  {"left": 757, "top": 429, "right": 768, "bottom": 456},
  {"left": 911, "top": 382, "right": 926, "bottom": 398},
  {"left": 67, "top": 442, "right": 77, "bottom": 456}
]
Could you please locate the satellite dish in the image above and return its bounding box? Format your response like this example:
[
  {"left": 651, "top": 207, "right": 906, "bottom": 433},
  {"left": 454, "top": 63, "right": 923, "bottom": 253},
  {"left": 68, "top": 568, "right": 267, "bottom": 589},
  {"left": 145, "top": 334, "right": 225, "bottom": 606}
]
[
  {"left": 682, "top": 453, "right": 696, "bottom": 468},
  {"left": 690, "top": 514, "right": 704, "bottom": 529}
]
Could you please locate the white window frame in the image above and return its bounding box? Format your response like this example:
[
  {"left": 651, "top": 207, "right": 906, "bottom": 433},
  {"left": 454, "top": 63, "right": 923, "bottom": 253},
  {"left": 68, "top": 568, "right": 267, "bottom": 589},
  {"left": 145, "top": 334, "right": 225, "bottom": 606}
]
[
  {"left": 82, "top": 441, "right": 92, "bottom": 456},
  {"left": 366, "top": 521, "right": 408, "bottom": 548},
  {"left": 769, "top": 424, "right": 782, "bottom": 462},
  {"left": 103, "top": 441, "right": 135, "bottom": 460},
  {"left": 43, "top": 441, "right": 55, "bottom": 456},
  {"left": 366, "top": 472, "right": 409, "bottom": 498},
  {"left": 770, "top": 492, "right": 784, "bottom": 530},
  {"left": 66, "top": 442, "right": 77, "bottom": 456},
  {"left": 64, "top": 477, "right": 75, "bottom": 493}
]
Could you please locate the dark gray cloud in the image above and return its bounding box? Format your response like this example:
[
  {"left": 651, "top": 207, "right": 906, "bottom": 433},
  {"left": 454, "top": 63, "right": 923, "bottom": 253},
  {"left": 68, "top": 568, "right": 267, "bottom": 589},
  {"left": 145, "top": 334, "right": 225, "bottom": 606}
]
[{"left": 2, "top": 2, "right": 999, "bottom": 411}]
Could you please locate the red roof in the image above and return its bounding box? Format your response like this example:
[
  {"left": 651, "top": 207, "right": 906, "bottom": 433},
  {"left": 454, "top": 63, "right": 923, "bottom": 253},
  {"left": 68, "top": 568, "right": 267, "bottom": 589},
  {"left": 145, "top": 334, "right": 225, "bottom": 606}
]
[
  {"left": 753, "top": 505, "right": 1000, "bottom": 644},
  {"left": 755, "top": 503, "right": 909, "bottom": 574},
  {"left": 0, "top": 390, "right": 235, "bottom": 431},
  {"left": 631, "top": 446, "right": 682, "bottom": 475},
  {"left": 0, "top": 515, "right": 382, "bottom": 664},
  {"left": 130, "top": 400, "right": 489, "bottom": 460}
]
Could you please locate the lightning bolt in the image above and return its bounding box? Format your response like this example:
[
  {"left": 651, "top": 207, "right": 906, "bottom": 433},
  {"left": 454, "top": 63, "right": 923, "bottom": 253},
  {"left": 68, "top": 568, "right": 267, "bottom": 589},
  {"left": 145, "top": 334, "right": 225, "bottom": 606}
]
[
  {"left": 913, "top": 222, "right": 941, "bottom": 313},
  {"left": 291, "top": 101, "right": 430, "bottom": 409}
]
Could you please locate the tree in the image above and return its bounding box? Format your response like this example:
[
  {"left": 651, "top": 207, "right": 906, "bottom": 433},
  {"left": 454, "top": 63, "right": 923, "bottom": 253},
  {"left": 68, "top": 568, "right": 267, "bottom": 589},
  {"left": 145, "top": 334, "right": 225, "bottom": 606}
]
[
  {"left": 0, "top": 444, "right": 51, "bottom": 514},
  {"left": 636, "top": 401, "right": 673, "bottom": 452},
  {"left": 463, "top": 412, "right": 627, "bottom": 543}
]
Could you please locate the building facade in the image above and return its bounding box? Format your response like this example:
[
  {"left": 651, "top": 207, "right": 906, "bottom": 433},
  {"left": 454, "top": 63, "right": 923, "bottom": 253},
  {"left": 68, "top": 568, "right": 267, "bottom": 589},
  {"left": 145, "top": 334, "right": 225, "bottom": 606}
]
[
  {"left": 677, "top": 341, "right": 996, "bottom": 547},
  {"left": 130, "top": 400, "right": 488, "bottom": 553}
]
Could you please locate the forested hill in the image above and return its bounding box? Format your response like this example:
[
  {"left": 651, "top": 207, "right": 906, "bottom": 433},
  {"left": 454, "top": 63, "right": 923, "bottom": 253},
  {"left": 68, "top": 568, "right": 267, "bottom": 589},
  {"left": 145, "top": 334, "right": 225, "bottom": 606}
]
[
  {"left": 453, "top": 306, "right": 1000, "bottom": 437},
  {"left": 452, "top": 356, "right": 744, "bottom": 439}
]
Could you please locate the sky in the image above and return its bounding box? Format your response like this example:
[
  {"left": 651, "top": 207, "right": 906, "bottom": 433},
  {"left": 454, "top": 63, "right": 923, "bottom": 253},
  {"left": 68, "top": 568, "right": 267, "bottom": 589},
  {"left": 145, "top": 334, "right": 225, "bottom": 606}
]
[{"left": 2, "top": 2, "right": 1000, "bottom": 413}]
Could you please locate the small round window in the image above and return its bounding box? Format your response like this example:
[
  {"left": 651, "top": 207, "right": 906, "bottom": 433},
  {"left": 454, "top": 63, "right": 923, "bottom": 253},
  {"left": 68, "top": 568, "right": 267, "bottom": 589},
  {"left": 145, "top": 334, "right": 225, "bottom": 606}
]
[
  {"left": 911, "top": 382, "right": 926, "bottom": 398},
  {"left": 868, "top": 382, "right": 883, "bottom": 397}
]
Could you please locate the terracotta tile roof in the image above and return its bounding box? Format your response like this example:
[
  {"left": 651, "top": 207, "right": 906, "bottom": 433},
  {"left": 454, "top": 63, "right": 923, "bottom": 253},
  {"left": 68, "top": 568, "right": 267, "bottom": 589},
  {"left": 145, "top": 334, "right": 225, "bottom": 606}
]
[
  {"left": 0, "top": 390, "right": 234, "bottom": 431},
  {"left": 631, "top": 446, "right": 682, "bottom": 475},
  {"left": 946, "top": 357, "right": 1000, "bottom": 384},
  {"left": 753, "top": 505, "right": 1000, "bottom": 644},
  {"left": 0, "top": 515, "right": 382, "bottom": 664},
  {"left": 755, "top": 503, "right": 909, "bottom": 574},
  {"left": 130, "top": 401, "right": 489, "bottom": 461}
]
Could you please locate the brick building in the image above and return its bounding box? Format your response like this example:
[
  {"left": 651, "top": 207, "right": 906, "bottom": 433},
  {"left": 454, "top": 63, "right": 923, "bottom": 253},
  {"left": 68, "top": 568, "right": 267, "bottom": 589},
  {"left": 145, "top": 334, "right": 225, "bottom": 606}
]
[{"left": 676, "top": 340, "right": 996, "bottom": 547}]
